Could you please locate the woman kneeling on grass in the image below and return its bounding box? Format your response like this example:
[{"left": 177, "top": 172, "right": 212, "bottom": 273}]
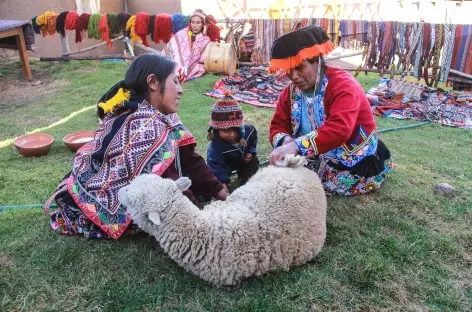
[
  {"left": 269, "top": 26, "right": 393, "bottom": 196},
  {"left": 45, "top": 54, "right": 228, "bottom": 239}
]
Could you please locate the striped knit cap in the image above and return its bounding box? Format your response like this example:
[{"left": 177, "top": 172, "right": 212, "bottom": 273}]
[{"left": 210, "top": 90, "right": 243, "bottom": 129}]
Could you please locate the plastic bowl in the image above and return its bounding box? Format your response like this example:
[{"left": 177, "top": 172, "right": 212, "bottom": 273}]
[
  {"left": 63, "top": 131, "right": 94, "bottom": 152},
  {"left": 14, "top": 133, "right": 54, "bottom": 157}
]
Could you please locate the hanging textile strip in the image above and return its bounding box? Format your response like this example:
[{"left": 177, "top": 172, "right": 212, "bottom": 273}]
[
  {"left": 327, "top": 18, "right": 339, "bottom": 46},
  {"left": 397, "top": 22, "right": 406, "bottom": 70},
  {"left": 406, "top": 23, "right": 422, "bottom": 74},
  {"left": 378, "top": 22, "right": 394, "bottom": 77},
  {"left": 339, "top": 20, "right": 368, "bottom": 50},
  {"left": 419, "top": 23, "right": 431, "bottom": 81},
  {"left": 430, "top": 24, "right": 443, "bottom": 87},
  {"left": 413, "top": 23, "right": 424, "bottom": 78},
  {"left": 362, "top": 20, "right": 372, "bottom": 70},
  {"left": 424, "top": 24, "right": 437, "bottom": 86},
  {"left": 440, "top": 24, "right": 456, "bottom": 82},
  {"left": 364, "top": 21, "right": 377, "bottom": 70},
  {"left": 466, "top": 29, "right": 472, "bottom": 74},
  {"left": 458, "top": 25, "right": 472, "bottom": 74},
  {"left": 400, "top": 23, "right": 411, "bottom": 71},
  {"left": 389, "top": 22, "right": 400, "bottom": 78}
]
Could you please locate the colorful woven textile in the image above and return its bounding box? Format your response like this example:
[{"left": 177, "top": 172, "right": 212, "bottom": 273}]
[
  {"left": 46, "top": 99, "right": 196, "bottom": 239},
  {"left": 205, "top": 67, "right": 291, "bottom": 108},
  {"left": 367, "top": 79, "right": 472, "bottom": 130}
]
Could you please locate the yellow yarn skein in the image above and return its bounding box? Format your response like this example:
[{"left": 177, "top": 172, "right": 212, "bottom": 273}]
[{"left": 125, "top": 15, "right": 142, "bottom": 44}]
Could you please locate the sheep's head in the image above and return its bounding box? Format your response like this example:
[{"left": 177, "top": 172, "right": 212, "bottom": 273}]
[{"left": 118, "top": 174, "right": 191, "bottom": 229}]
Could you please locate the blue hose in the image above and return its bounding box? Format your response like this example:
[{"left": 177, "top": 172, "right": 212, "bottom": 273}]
[{"left": 0, "top": 120, "right": 433, "bottom": 212}]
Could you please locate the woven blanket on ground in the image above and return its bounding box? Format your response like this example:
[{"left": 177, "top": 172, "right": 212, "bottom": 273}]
[
  {"left": 367, "top": 79, "right": 472, "bottom": 130},
  {"left": 0, "top": 20, "right": 35, "bottom": 51},
  {"left": 205, "top": 67, "right": 291, "bottom": 108}
]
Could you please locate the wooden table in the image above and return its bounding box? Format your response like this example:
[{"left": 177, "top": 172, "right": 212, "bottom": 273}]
[{"left": 0, "top": 25, "right": 32, "bottom": 80}]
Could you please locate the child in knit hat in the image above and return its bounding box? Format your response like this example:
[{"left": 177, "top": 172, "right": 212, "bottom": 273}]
[{"left": 207, "top": 90, "right": 259, "bottom": 187}]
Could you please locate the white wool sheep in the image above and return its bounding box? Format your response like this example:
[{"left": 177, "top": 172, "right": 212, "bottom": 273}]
[{"left": 118, "top": 155, "right": 327, "bottom": 286}]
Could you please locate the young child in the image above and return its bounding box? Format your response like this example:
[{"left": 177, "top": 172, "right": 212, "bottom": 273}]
[{"left": 207, "top": 90, "right": 259, "bottom": 187}]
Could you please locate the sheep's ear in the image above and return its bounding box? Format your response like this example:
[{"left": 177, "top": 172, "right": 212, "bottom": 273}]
[
  {"left": 148, "top": 212, "right": 161, "bottom": 226},
  {"left": 175, "top": 177, "right": 191, "bottom": 191}
]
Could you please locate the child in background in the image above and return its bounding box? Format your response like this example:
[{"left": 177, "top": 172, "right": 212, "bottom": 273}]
[{"left": 207, "top": 90, "right": 259, "bottom": 188}]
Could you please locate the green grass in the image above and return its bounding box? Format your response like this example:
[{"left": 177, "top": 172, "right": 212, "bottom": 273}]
[{"left": 1, "top": 60, "right": 471, "bottom": 311}]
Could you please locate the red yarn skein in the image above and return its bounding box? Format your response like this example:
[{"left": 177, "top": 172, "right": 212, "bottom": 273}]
[{"left": 135, "top": 12, "right": 150, "bottom": 46}]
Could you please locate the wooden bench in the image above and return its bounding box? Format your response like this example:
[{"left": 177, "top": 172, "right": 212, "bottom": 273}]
[{"left": 0, "top": 25, "right": 32, "bottom": 80}]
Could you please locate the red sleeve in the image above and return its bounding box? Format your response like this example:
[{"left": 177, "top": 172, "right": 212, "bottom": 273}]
[
  {"left": 269, "top": 85, "right": 293, "bottom": 147},
  {"left": 314, "top": 84, "right": 360, "bottom": 154}
]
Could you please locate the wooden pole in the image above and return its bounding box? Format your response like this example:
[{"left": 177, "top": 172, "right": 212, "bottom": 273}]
[
  {"left": 449, "top": 69, "right": 472, "bottom": 81},
  {"left": 122, "top": 38, "right": 163, "bottom": 55},
  {"left": 40, "top": 55, "right": 134, "bottom": 62},
  {"left": 63, "top": 36, "right": 124, "bottom": 56}
]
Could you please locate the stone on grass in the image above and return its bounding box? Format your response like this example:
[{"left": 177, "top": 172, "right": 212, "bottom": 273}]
[{"left": 434, "top": 183, "right": 456, "bottom": 197}]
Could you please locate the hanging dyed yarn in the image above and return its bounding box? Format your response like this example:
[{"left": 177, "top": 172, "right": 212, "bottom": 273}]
[
  {"left": 125, "top": 15, "right": 141, "bottom": 44},
  {"left": 154, "top": 13, "right": 172, "bottom": 44},
  {"left": 36, "top": 11, "right": 56, "bottom": 37},
  {"left": 135, "top": 12, "right": 150, "bottom": 46},
  {"left": 88, "top": 13, "right": 101, "bottom": 40},
  {"left": 31, "top": 17, "right": 41, "bottom": 34},
  {"left": 119, "top": 13, "right": 131, "bottom": 36},
  {"left": 206, "top": 15, "right": 220, "bottom": 42},
  {"left": 148, "top": 15, "right": 156, "bottom": 41},
  {"left": 107, "top": 13, "right": 121, "bottom": 39},
  {"left": 56, "top": 11, "right": 69, "bottom": 37},
  {"left": 47, "top": 14, "right": 58, "bottom": 36},
  {"left": 76, "top": 13, "right": 91, "bottom": 43},
  {"left": 171, "top": 13, "right": 188, "bottom": 34},
  {"left": 98, "top": 14, "right": 112, "bottom": 47},
  {"left": 65, "top": 11, "right": 79, "bottom": 31}
]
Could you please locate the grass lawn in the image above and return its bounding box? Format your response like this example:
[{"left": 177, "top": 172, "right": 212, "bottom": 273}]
[{"left": 0, "top": 60, "right": 471, "bottom": 311}]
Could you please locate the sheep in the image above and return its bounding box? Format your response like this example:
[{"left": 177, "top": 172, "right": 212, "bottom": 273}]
[{"left": 118, "top": 155, "right": 327, "bottom": 286}]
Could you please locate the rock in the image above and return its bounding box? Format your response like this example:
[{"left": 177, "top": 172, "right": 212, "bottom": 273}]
[
  {"left": 434, "top": 183, "right": 456, "bottom": 197},
  {"left": 31, "top": 80, "right": 41, "bottom": 86}
]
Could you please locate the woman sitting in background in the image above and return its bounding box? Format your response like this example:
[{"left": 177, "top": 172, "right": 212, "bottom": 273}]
[{"left": 166, "top": 9, "right": 218, "bottom": 82}]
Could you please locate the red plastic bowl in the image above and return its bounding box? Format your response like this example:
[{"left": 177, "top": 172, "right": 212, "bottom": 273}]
[
  {"left": 63, "top": 131, "right": 94, "bottom": 152},
  {"left": 14, "top": 133, "right": 54, "bottom": 157}
]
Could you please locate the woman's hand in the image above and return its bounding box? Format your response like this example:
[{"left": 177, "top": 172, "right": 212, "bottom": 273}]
[
  {"left": 282, "top": 136, "right": 295, "bottom": 145},
  {"left": 269, "top": 141, "right": 300, "bottom": 165},
  {"left": 215, "top": 184, "right": 229, "bottom": 201}
]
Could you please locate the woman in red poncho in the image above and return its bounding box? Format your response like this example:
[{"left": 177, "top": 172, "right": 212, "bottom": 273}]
[{"left": 268, "top": 26, "right": 393, "bottom": 196}]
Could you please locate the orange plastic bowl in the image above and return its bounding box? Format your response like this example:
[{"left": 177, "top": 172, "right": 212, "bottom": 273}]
[
  {"left": 14, "top": 133, "right": 54, "bottom": 157},
  {"left": 63, "top": 131, "right": 94, "bottom": 152}
]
